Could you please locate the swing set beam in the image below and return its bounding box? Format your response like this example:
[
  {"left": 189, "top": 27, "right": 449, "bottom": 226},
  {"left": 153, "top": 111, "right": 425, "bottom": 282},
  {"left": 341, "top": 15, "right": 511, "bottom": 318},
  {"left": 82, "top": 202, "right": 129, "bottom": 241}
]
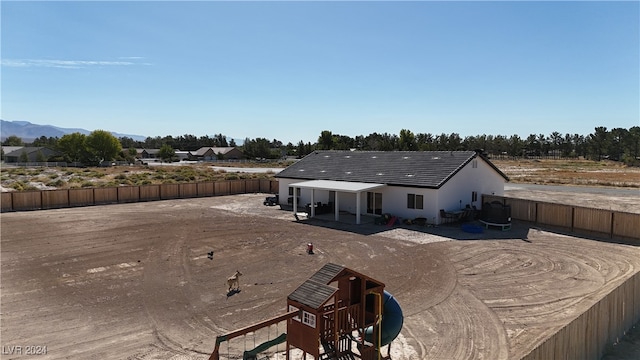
[{"left": 209, "top": 309, "right": 300, "bottom": 360}]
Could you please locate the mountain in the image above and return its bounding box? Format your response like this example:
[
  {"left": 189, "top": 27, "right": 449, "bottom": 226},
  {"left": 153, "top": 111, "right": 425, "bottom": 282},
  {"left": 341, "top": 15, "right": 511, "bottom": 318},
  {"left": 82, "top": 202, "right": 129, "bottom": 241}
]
[{"left": 0, "top": 120, "right": 147, "bottom": 142}]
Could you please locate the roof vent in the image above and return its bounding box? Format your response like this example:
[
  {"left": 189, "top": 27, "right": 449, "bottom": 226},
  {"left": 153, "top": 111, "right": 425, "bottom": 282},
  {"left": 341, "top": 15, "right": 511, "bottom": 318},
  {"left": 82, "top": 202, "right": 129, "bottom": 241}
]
[
  {"left": 320, "top": 170, "right": 326, "bottom": 173},
  {"left": 432, "top": 156, "right": 440, "bottom": 160},
  {"left": 345, "top": 171, "right": 352, "bottom": 175},
  {"left": 298, "top": 169, "right": 305, "bottom": 172},
  {"left": 371, "top": 156, "right": 377, "bottom": 159},
  {"left": 324, "top": 155, "right": 330, "bottom": 158},
  {"left": 344, "top": 155, "right": 351, "bottom": 158},
  {"left": 402, "top": 156, "right": 410, "bottom": 160},
  {"left": 377, "top": 173, "right": 384, "bottom": 176},
  {"left": 406, "top": 174, "right": 415, "bottom": 177}
]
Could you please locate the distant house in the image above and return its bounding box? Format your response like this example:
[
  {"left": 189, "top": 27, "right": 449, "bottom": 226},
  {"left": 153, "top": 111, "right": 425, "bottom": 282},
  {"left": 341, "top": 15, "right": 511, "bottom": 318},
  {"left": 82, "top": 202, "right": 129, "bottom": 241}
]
[
  {"left": 189, "top": 147, "right": 243, "bottom": 161},
  {"left": 1, "top": 146, "right": 24, "bottom": 160},
  {"left": 3, "top": 147, "right": 61, "bottom": 163},
  {"left": 275, "top": 150, "right": 508, "bottom": 225},
  {"left": 137, "top": 148, "right": 160, "bottom": 159}
]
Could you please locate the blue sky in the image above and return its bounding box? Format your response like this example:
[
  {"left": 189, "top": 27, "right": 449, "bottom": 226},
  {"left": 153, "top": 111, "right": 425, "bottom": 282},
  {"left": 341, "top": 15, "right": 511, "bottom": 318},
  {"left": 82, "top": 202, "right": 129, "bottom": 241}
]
[{"left": 1, "top": 1, "right": 638, "bottom": 144}]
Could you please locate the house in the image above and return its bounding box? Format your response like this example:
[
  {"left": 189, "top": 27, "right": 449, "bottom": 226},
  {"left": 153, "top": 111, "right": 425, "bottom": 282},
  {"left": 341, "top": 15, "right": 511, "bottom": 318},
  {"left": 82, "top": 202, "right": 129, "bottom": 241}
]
[
  {"left": 189, "top": 147, "right": 243, "bottom": 161},
  {"left": 275, "top": 150, "right": 509, "bottom": 225},
  {"left": 136, "top": 148, "right": 160, "bottom": 159},
  {"left": 3, "top": 147, "right": 61, "bottom": 163}
]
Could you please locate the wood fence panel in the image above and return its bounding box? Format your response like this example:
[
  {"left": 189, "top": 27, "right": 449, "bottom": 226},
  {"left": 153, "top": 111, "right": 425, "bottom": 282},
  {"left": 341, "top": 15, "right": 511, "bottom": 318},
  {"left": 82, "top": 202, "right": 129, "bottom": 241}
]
[
  {"left": 259, "top": 179, "right": 271, "bottom": 193},
  {"left": 574, "top": 207, "right": 612, "bottom": 236},
  {"left": 139, "top": 184, "right": 160, "bottom": 201},
  {"left": 229, "top": 180, "right": 244, "bottom": 194},
  {"left": 41, "top": 189, "right": 69, "bottom": 209},
  {"left": 118, "top": 186, "right": 140, "bottom": 203},
  {"left": 10, "top": 191, "right": 41, "bottom": 211},
  {"left": 1, "top": 192, "right": 13, "bottom": 212},
  {"left": 160, "top": 184, "right": 180, "bottom": 199},
  {"left": 520, "top": 272, "right": 640, "bottom": 360},
  {"left": 612, "top": 212, "right": 640, "bottom": 241},
  {"left": 197, "top": 181, "right": 215, "bottom": 197},
  {"left": 244, "top": 179, "right": 260, "bottom": 193},
  {"left": 69, "top": 188, "right": 94, "bottom": 207},
  {"left": 215, "top": 181, "right": 231, "bottom": 196},
  {"left": 584, "top": 305, "right": 599, "bottom": 360},
  {"left": 505, "top": 198, "right": 537, "bottom": 222},
  {"left": 536, "top": 203, "right": 572, "bottom": 228},
  {"left": 94, "top": 187, "right": 118, "bottom": 205},
  {"left": 179, "top": 183, "right": 198, "bottom": 198}
]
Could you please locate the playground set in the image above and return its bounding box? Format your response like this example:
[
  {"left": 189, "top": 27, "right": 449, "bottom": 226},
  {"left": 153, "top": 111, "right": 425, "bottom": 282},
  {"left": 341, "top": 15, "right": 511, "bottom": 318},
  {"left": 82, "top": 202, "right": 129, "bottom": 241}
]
[{"left": 209, "top": 263, "right": 404, "bottom": 360}]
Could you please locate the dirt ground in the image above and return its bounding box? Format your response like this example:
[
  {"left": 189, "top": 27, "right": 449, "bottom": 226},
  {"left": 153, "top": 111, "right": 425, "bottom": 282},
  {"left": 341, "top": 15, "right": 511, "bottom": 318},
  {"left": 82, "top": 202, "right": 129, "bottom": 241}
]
[{"left": 2, "top": 193, "right": 640, "bottom": 360}]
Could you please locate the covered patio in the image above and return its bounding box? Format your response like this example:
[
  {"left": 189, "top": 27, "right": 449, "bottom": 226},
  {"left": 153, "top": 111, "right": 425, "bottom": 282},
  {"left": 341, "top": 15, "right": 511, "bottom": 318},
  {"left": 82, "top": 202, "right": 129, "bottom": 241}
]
[{"left": 289, "top": 180, "right": 385, "bottom": 225}]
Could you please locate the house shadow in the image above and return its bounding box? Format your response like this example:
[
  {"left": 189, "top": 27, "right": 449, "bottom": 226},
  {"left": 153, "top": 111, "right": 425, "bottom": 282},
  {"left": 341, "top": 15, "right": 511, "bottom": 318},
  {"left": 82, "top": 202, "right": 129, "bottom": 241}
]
[{"left": 288, "top": 211, "right": 638, "bottom": 246}]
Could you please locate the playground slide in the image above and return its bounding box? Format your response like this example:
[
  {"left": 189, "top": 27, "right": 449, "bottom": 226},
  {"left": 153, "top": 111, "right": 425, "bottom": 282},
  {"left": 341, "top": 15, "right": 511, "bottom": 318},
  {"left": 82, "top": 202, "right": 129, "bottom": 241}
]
[{"left": 364, "top": 290, "right": 404, "bottom": 346}]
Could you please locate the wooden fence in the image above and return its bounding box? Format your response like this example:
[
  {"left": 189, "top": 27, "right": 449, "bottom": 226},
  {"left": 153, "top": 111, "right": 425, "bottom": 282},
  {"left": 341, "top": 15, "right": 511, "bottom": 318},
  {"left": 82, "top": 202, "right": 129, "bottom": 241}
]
[
  {"left": 482, "top": 195, "right": 640, "bottom": 242},
  {"left": 0, "top": 179, "right": 279, "bottom": 212},
  {"left": 520, "top": 271, "right": 640, "bottom": 360}
]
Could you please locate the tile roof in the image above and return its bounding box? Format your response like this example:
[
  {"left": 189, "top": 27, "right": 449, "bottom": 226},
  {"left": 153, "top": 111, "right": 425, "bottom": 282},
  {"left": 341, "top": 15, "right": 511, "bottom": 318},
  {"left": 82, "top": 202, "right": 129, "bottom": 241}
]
[{"left": 277, "top": 150, "right": 507, "bottom": 189}]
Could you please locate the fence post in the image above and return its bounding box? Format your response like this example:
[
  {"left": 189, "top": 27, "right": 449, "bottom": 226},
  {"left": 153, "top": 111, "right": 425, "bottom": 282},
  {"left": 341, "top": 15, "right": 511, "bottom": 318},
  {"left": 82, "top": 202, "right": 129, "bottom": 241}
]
[
  {"left": 610, "top": 212, "right": 615, "bottom": 239},
  {"left": 571, "top": 207, "right": 575, "bottom": 233}
]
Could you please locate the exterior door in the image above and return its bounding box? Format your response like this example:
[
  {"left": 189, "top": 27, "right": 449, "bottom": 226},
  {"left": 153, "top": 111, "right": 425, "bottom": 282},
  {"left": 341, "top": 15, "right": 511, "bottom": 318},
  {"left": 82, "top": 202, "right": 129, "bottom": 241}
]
[{"left": 367, "top": 192, "right": 382, "bottom": 215}]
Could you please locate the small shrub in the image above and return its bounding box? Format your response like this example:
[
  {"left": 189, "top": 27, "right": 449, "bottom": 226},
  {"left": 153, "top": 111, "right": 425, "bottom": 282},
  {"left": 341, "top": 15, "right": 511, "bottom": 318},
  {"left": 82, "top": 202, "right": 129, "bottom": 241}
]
[{"left": 47, "top": 179, "right": 66, "bottom": 187}]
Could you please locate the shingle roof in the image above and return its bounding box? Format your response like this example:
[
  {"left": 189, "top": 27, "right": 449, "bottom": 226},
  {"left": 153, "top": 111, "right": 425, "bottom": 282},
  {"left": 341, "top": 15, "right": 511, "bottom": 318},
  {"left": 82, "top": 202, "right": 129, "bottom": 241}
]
[
  {"left": 288, "top": 263, "right": 345, "bottom": 309},
  {"left": 277, "top": 150, "right": 508, "bottom": 189},
  {"left": 288, "top": 281, "right": 338, "bottom": 310},
  {"left": 192, "top": 147, "right": 238, "bottom": 156},
  {"left": 5, "top": 147, "right": 51, "bottom": 156}
]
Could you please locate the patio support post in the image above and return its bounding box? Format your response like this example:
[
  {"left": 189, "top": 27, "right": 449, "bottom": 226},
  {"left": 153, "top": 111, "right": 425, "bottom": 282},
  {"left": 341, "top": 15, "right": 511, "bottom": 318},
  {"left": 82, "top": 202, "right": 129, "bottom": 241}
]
[
  {"left": 334, "top": 192, "right": 339, "bottom": 221},
  {"left": 293, "top": 187, "right": 298, "bottom": 215},
  {"left": 310, "top": 189, "right": 315, "bottom": 218},
  {"left": 356, "top": 192, "right": 361, "bottom": 224}
]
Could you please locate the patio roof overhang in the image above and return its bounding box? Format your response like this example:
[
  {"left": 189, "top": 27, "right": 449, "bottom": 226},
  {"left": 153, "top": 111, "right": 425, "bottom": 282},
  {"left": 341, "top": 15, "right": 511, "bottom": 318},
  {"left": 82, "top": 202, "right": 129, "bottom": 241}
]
[
  {"left": 289, "top": 180, "right": 385, "bottom": 193},
  {"left": 288, "top": 180, "right": 386, "bottom": 224}
]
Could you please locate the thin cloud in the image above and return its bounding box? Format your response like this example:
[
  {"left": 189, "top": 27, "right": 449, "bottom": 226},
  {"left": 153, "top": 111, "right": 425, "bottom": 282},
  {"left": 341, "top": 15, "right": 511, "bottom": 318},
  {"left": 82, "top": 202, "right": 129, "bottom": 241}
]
[{"left": 1, "top": 58, "right": 152, "bottom": 69}]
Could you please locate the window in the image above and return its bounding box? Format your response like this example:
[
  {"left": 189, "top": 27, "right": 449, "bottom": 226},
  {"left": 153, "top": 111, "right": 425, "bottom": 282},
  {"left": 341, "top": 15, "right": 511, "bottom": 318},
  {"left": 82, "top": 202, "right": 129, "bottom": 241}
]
[
  {"left": 302, "top": 311, "right": 316, "bottom": 328},
  {"left": 288, "top": 305, "right": 300, "bottom": 321},
  {"left": 407, "top": 194, "right": 423, "bottom": 209},
  {"left": 288, "top": 187, "right": 301, "bottom": 196},
  {"left": 472, "top": 191, "right": 478, "bottom": 203}
]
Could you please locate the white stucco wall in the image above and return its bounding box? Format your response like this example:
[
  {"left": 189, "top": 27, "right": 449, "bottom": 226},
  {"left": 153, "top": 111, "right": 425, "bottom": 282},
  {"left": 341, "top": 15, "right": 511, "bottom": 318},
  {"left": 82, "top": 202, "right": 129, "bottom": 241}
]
[
  {"left": 437, "top": 158, "right": 506, "bottom": 215},
  {"left": 379, "top": 187, "right": 439, "bottom": 224}
]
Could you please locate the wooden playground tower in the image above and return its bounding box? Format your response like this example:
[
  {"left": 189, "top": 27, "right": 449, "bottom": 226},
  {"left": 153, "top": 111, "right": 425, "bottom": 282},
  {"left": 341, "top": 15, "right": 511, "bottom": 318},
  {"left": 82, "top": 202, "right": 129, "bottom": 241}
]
[{"left": 209, "top": 263, "right": 392, "bottom": 360}]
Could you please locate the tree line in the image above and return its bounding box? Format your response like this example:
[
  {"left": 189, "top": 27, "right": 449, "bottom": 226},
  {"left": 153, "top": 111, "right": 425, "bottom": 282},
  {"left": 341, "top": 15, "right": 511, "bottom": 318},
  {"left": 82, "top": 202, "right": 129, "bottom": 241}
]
[{"left": 2, "top": 126, "right": 639, "bottom": 165}]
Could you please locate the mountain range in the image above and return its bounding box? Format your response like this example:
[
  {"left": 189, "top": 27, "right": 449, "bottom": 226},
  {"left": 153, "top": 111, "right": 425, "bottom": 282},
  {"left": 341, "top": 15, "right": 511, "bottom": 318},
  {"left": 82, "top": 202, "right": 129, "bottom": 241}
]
[{"left": 1, "top": 120, "right": 147, "bottom": 142}]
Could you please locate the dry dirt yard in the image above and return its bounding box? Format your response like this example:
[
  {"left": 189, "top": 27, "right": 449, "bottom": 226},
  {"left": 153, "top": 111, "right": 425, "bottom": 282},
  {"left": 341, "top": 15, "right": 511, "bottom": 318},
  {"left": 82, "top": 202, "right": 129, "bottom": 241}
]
[{"left": 2, "top": 193, "right": 640, "bottom": 360}]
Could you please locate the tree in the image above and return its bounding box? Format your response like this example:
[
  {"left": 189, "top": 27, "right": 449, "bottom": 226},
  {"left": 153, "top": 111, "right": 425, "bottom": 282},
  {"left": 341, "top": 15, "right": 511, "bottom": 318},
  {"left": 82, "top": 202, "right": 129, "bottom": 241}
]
[
  {"left": 19, "top": 150, "right": 29, "bottom": 163},
  {"left": 158, "top": 144, "right": 176, "bottom": 162},
  {"left": 318, "top": 131, "right": 334, "bottom": 150},
  {"left": 398, "top": 129, "right": 416, "bottom": 151},
  {"left": 86, "top": 130, "right": 122, "bottom": 164},
  {"left": 31, "top": 136, "right": 58, "bottom": 147},
  {"left": 589, "top": 126, "right": 609, "bottom": 161},
  {"left": 57, "top": 132, "right": 88, "bottom": 163},
  {"left": 35, "top": 150, "right": 46, "bottom": 162},
  {"left": 3, "top": 135, "right": 24, "bottom": 146}
]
